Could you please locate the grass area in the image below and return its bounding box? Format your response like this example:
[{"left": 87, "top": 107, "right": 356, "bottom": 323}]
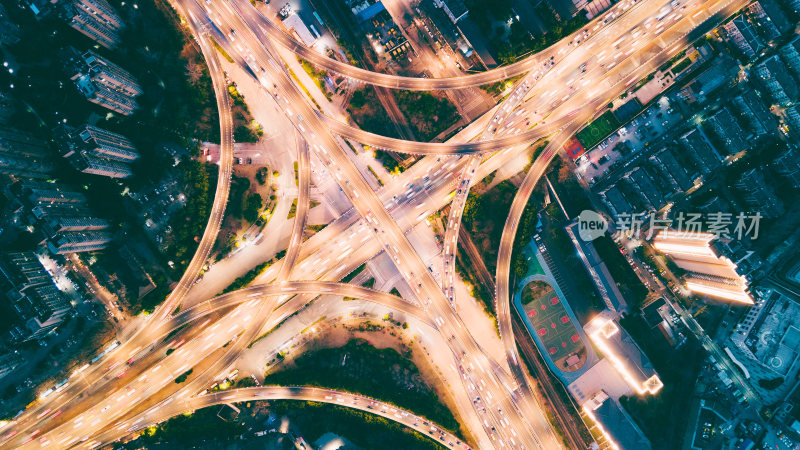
[
  {"left": 480, "top": 74, "right": 524, "bottom": 97},
  {"left": 219, "top": 259, "right": 275, "bottom": 295},
  {"left": 373, "top": 149, "right": 405, "bottom": 174},
  {"left": 361, "top": 278, "right": 375, "bottom": 289},
  {"left": 527, "top": 252, "right": 545, "bottom": 276},
  {"left": 287, "top": 198, "right": 298, "bottom": 219},
  {"left": 575, "top": 111, "right": 621, "bottom": 150},
  {"left": 367, "top": 165, "right": 384, "bottom": 186},
  {"left": 390, "top": 287, "right": 402, "bottom": 298},
  {"left": 462, "top": 180, "right": 519, "bottom": 274},
  {"left": 342, "top": 263, "right": 366, "bottom": 283},
  {"left": 454, "top": 246, "right": 495, "bottom": 316},
  {"left": 671, "top": 57, "right": 692, "bottom": 75},
  {"left": 264, "top": 339, "right": 462, "bottom": 435},
  {"left": 299, "top": 58, "right": 332, "bottom": 100},
  {"left": 393, "top": 90, "right": 459, "bottom": 141},
  {"left": 347, "top": 86, "right": 400, "bottom": 139},
  {"left": 228, "top": 83, "right": 261, "bottom": 143},
  {"left": 521, "top": 280, "right": 552, "bottom": 304},
  {"left": 209, "top": 37, "right": 234, "bottom": 63}
]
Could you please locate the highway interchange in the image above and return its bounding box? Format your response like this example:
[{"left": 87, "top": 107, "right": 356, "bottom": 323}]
[{"left": 0, "top": 0, "right": 751, "bottom": 447}]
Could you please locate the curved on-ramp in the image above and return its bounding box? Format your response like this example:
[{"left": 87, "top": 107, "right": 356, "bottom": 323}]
[{"left": 91, "top": 386, "right": 470, "bottom": 449}]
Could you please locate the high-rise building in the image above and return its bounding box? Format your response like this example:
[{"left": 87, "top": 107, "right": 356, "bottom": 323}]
[
  {"left": 66, "top": 48, "right": 142, "bottom": 115},
  {"left": 723, "top": 15, "right": 763, "bottom": 59},
  {"left": 11, "top": 180, "right": 91, "bottom": 222},
  {"left": 0, "top": 252, "right": 72, "bottom": 341},
  {"left": 44, "top": 216, "right": 110, "bottom": 233},
  {"left": 735, "top": 168, "right": 784, "bottom": 218},
  {"left": 60, "top": 0, "right": 123, "bottom": 49},
  {"left": 755, "top": 55, "right": 799, "bottom": 106},
  {"left": 67, "top": 152, "right": 133, "bottom": 178},
  {"left": 54, "top": 123, "right": 138, "bottom": 178},
  {"left": 46, "top": 231, "right": 113, "bottom": 254},
  {"left": 653, "top": 231, "right": 754, "bottom": 304},
  {"left": 0, "top": 126, "right": 55, "bottom": 179}
]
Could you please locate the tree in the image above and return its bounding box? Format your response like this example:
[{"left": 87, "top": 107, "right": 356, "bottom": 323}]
[{"left": 243, "top": 193, "right": 263, "bottom": 222}]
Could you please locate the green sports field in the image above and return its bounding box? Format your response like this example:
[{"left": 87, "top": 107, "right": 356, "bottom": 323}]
[{"left": 521, "top": 281, "right": 585, "bottom": 371}]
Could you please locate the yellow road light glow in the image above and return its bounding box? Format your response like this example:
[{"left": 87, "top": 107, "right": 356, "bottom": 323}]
[
  {"left": 582, "top": 405, "right": 621, "bottom": 450},
  {"left": 588, "top": 318, "right": 664, "bottom": 395}
]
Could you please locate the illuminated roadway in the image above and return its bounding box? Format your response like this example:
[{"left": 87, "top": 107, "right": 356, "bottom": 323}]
[
  {"left": 92, "top": 387, "right": 469, "bottom": 449},
  {"left": 0, "top": 0, "right": 751, "bottom": 446}
]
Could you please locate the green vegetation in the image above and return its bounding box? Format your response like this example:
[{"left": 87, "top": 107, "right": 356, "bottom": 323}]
[
  {"left": 373, "top": 149, "right": 405, "bottom": 174},
  {"left": 210, "top": 37, "right": 234, "bottom": 63},
  {"left": 367, "top": 165, "right": 384, "bottom": 186},
  {"left": 227, "top": 175, "right": 251, "bottom": 220},
  {"left": 521, "top": 281, "right": 552, "bottom": 304},
  {"left": 243, "top": 193, "right": 263, "bottom": 222},
  {"left": 124, "top": 406, "right": 244, "bottom": 448},
  {"left": 342, "top": 263, "right": 366, "bottom": 283},
  {"left": 299, "top": 58, "right": 332, "bottom": 100},
  {"left": 480, "top": 75, "right": 524, "bottom": 97},
  {"left": 576, "top": 111, "right": 621, "bottom": 149},
  {"left": 390, "top": 287, "right": 402, "bottom": 298},
  {"left": 164, "top": 158, "right": 216, "bottom": 270},
  {"left": 220, "top": 259, "right": 274, "bottom": 294},
  {"left": 264, "top": 339, "right": 461, "bottom": 435},
  {"left": 293, "top": 161, "right": 299, "bottom": 186},
  {"left": 462, "top": 180, "right": 518, "bottom": 274},
  {"left": 228, "top": 83, "right": 261, "bottom": 143},
  {"left": 659, "top": 49, "right": 688, "bottom": 73},
  {"left": 592, "top": 236, "right": 648, "bottom": 308},
  {"left": 255, "top": 167, "right": 269, "bottom": 185},
  {"left": 236, "top": 376, "right": 258, "bottom": 388},
  {"left": 393, "top": 91, "right": 459, "bottom": 141},
  {"left": 174, "top": 368, "right": 193, "bottom": 384},
  {"left": 670, "top": 57, "right": 692, "bottom": 75},
  {"left": 619, "top": 315, "right": 705, "bottom": 449},
  {"left": 269, "top": 401, "right": 446, "bottom": 450},
  {"left": 2, "top": 0, "right": 224, "bottom": 315},
  {"left": 511, "top": 193, "right": 542, "bottom": 279},
  {"left": 465, "top": 0, "right": 587, "bottom": 64},
  {"left": 361, "top": 277, "right": 375, "bottom": 289},
  {"left": 287, "top": 198, "right": 298, "bottom": 219},
  {"left": 454, "top": 249, "right": 497, "bottom": 323},
  {"left": 347, "top": 86, "right": 399, "bottom": 139}
]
